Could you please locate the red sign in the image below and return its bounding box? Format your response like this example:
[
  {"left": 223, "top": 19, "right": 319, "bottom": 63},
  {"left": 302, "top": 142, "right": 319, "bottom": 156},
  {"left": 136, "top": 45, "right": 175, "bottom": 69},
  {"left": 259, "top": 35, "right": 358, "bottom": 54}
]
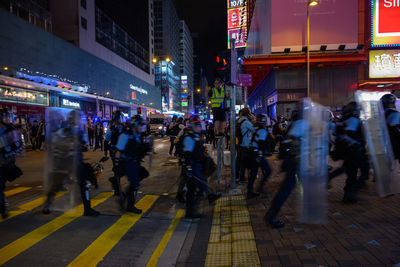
[
  {"left": 237, "top": 74, "right": 252, "bottom": 86},
  {"left": 227, "top": 7, "right": 247, "bottom": 29},
  {"left": 131, "top": 92, "right": 136, "bottom": 100},
  {"left": 378, "top": 0, "right": 400, "bottom": 34}
]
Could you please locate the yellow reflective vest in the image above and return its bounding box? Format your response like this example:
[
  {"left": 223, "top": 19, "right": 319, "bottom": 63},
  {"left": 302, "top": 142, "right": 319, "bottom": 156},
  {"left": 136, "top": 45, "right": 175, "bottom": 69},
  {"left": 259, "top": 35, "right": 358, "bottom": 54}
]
[{"left": 211, "top": 87, "right": 225, "bottom": 108}]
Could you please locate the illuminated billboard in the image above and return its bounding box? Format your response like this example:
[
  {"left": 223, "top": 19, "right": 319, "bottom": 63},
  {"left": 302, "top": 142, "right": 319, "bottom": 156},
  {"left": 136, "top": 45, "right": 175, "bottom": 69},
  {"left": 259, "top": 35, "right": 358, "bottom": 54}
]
[
  {"left": 369, "top": 50, "right": 400, "bottom": 78},
  {"left": 371, "top": 0, "right": 400, "bottom": 47},
  {"left": 227, "top": 0, "right": 247, "bottom": 49},
  {"left": 227, "top": 7, "right": 247, "bottom": 29}
]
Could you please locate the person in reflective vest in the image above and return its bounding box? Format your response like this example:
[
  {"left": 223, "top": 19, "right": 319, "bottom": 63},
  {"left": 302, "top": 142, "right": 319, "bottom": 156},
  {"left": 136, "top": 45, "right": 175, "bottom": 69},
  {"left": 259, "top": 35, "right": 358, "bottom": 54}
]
[{"left": 208, "top": 78, "right": 226, "bottom": 137}]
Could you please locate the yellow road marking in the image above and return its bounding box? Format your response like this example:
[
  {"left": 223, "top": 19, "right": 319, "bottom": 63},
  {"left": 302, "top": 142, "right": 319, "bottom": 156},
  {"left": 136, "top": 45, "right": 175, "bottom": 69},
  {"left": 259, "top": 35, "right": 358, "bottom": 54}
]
[
  {"left": 0, "top": 192, "right": 67, "bottom": 223},
  {"left": 146, "top": 209, "right": 185, "bottom": 267},
  {"left": 205, "top": 195, "right": 261, "bottom": 267},
  {"left": 4, "top": 187, "right": 31, "bottom": 197},
  {"left": 67, "top": 195, "right": 159, "bottom": 267},
  {"left": 0, "top": 192, "right": 113, "bottom": 266}
]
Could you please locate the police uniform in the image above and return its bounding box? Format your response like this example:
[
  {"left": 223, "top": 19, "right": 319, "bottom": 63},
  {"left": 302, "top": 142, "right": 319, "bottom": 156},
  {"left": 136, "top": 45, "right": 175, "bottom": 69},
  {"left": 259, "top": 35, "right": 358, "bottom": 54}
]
[
  {"left": 341, "top": 103, "right": 369, "bottom": 203},
  {"left": 0, "top": 115, "right": 24, "bottom": 219},
  {"left": 115, "top": 117, "right": 148, "bottom": 213},
  {"left": 43, "top": 112, "right": 99, "bottom": 216},
  {"left": 264, "top": 117, "right": 304, "bottom": 228},
  {"left": 385, "top": 107, "right": 400, "bottom": 161},
  {"left": 248, "top": 116, "right": 272, "bottom": 197},
  {"left": 105, "top": 123, "right": 124, "bottom": 195}
]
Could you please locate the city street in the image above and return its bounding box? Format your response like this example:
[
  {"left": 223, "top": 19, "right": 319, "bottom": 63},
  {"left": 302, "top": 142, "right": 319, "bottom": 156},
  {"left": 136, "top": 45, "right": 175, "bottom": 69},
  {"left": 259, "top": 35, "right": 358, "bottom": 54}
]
[{"left": 1, "top": 137, "right": 400, "bottom": 266}]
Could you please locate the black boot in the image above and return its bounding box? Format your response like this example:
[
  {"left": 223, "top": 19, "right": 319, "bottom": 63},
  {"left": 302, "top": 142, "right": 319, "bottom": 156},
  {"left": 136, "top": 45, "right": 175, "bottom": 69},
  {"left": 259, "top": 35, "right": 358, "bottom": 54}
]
[
  {"left": 109, "top": 177, "right": 120, "bottom": 196},
  {"left": 0, "top": 201, "right": 9, "bottom": 219},
  {"left": 126, "top": 190, "right": 142, "bottom": 214},
  {"left": 185, "top": 204, "right": 201, "bottom": 219},
  {"left": 247, "top": 191, "right": 260, "bottom": 199},
  {"left": 42, "top": 194, "right": 54, "bottom": 214},
  {"left": 264, "top": 208, "right": 285, "bottom": 228},
  {"left": 82, "top": 184, "right": 100, "bottom": 216},
  {"left": 176, "top": 191, "right": 186, "bottom": 203},
  {"left": 207, "top": 192, "right": 222, "bottom": 204}
]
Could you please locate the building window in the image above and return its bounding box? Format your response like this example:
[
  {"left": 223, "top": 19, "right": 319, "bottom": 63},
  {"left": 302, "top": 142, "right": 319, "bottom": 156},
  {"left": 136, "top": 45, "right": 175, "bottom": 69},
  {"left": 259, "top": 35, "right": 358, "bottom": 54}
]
[
  {"left": 81, "top": 17, "right": 87, "bottom": 29},
  {"left": 81, "top": 0, "right": 87, "bottom": 9}
]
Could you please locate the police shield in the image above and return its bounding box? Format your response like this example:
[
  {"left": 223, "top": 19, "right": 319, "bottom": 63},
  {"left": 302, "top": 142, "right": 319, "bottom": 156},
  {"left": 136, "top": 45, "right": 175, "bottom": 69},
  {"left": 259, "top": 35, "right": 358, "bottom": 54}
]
[
  {"left": 299, "top": 98, "right": 329, "bottom": 224},
  {"left": 355, "top": 91, "right": 400, "bottom": 197},
  {"left": 44, "top": 107, "right": 81, "bottom": 210}
]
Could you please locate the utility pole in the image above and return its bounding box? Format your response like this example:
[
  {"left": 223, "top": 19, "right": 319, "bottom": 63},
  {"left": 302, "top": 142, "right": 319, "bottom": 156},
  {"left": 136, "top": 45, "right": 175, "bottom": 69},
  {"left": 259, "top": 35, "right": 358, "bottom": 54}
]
[{"left": 230, "top": 38, "right": 237, "bottom": 188}]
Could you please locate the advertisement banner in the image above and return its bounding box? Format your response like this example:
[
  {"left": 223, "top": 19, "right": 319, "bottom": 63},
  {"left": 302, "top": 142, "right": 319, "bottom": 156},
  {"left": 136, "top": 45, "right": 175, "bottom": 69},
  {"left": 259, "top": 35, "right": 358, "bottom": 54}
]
[
  {"left": 372, "top": 0, "right": 400, "bottom": 47},
  {"left": 369, "top": 50, "right": 400, "bottom": 78},
  {"left": 228, "top": 0, "right": 245, "bottom": 8},
  {"left": 228, "top": 28, "right": 247, "bottom": 49},
  {"left": 0, "top": 86, "right": 48, "bottom": 106},
  {"left": 227, "top": 7, "right": 247, "bottom": 29}
]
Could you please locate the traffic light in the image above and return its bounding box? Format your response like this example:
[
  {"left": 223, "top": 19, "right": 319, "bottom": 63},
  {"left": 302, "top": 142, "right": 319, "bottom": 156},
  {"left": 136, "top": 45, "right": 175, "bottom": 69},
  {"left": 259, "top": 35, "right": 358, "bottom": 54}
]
[{"left": 137, "top": 107, "right": 142, "bottom": 114}]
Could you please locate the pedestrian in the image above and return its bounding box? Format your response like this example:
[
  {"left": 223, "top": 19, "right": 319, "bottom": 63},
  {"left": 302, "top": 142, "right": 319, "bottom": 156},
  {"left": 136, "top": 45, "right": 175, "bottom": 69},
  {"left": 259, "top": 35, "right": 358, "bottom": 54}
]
[
  {"left": 30, "top": 120, "right": 39, "bottom": 150},
  {"left": 115, "top": 115, "right": 150, "bottom": 213},
  {"left": 208, "top": 78, "right": 227, "bottom": 137},
  {"left": 237, "top": 107, "right": 256, "bottom": 184},
  {"left": 166, "top": 115, "right": 179, "bottom": 156},
  {"left": 247, "top": 114, "right": 272, "bottom": 198},
  {"left": 0, "top": 108, "right": 24, "bottom": 219},
  {"left": 94, "top": 121, "right": 104, "bottom": 151},
  {"left": 87, "top": 117, "right": 94, "bottom": 148},
  {"left": 37, "top": 119, "right": 46, "bottom": 150}
]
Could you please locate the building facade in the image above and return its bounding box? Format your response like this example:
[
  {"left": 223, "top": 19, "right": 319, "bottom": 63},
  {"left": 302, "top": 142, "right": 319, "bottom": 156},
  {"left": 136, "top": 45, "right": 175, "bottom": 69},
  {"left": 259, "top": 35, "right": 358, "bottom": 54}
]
[
  {"left": 0, "top": 0, "right": 160, "bottom": 120},
  {"left": 179, "top": 20, "right": 193, "bottom": 113},
  {"left": 154, "top": 0, "right": 181, "bottom": 112}
]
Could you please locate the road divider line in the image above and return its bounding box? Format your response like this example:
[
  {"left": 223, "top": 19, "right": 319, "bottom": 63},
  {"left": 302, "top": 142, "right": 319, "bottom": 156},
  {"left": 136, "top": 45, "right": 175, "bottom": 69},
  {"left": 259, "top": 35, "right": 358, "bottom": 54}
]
[
  {"left": 4, "top": 187, "right": 32, "bottom": 197},
  {"left": 0, "top": 192, "right": 113, "bottom": 266},
  {"left": 146, "top": 209, "right": 185, "bottom": 267},
  {"left": 0, "top": 192, "right": 67, "bottom": 223},
  {"left": 67, "top": 195, "right": 159, "bottom": 267}
]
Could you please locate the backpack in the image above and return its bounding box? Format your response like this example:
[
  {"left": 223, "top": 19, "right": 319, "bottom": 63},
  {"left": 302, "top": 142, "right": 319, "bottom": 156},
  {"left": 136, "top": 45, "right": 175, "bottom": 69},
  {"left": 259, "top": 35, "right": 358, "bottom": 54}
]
[{"left": 235, "top": 119, "right": 249, "bottom": 145}]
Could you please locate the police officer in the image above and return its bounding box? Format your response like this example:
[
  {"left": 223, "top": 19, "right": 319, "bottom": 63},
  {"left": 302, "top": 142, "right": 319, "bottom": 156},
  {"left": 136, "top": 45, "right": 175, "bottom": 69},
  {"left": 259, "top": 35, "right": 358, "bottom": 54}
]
[
  {"left": 237, "top": 107, "right": 256, "bottom": 184},
  {"left": 0, "top": 108, "right": 24, "bottom": 219},
  {"left": 248, "top": 114, "right": 272, "bottom": 198},
  {"left": 264, "top": 109, "right": 302, "bottom": 228},
  {"left": 341, "top": 102, "right": 368, "bottom": 203},
  {"left": 182, "top": 116, "right": 220, "bottom": 218},
  {"left": 43, "top": 110, "right": 100, "bottom": 216},
  {"left": 104, "top": 111, "right": 125, "bottom": 196},
  {"left": 115, "top": 115, "right": 149, "bottom": 213},
  {"left": 381, "top": 94, "right": 400, "bottom": 162}
]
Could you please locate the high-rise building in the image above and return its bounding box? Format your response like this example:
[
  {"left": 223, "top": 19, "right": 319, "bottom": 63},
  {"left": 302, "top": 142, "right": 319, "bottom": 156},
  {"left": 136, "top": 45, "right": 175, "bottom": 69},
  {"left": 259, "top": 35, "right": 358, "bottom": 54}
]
[
  {"left": 154, "top": 0, "right": 181, "bottom": 112},
  {"left": 0, "top": 0, "right": 160, "bottom": 119},
  {"left": 179, "top": 20, "right": 193, "bottom": 112}
]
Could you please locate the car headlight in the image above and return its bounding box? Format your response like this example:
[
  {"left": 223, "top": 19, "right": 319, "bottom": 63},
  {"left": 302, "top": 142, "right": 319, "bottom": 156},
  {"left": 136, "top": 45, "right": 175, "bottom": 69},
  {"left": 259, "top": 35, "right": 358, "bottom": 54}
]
[{"left": 158, "top": 126, "right": 162, "bottom": 130}]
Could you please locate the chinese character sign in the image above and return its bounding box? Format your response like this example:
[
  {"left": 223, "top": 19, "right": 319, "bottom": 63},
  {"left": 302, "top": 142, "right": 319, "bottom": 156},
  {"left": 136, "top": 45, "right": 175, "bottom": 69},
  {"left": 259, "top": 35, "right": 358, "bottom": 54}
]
[
  {"left": 227, "top": 0, "right": 247, "bottom": 49},
  {"left": 227, "top": 7, "right": 247, "bottom": 29},
  {"left": 228, "top": 28, "right": 247, "bottom": 49},
  {"left": 372, "top": 0, "right": 400, "bottom": 47},
  {"left": 370, "top": 50, "right": 400, "bottom": 78}
]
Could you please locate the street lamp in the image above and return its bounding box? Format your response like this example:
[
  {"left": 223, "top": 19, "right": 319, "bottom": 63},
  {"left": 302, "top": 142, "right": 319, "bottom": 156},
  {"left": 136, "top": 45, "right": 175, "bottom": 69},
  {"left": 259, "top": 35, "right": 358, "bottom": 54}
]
[
  {"left": 307, "top": 0, "right": 319, "bottom": 98},
  {"left": 165, "top": 57, "right": 171, "bottom": 63},
  {"left": 196, "top": 88, "right": 201, "bottom": 93},
  {"left": 152, "top": 58, "right": 158, "bottom": 64}
]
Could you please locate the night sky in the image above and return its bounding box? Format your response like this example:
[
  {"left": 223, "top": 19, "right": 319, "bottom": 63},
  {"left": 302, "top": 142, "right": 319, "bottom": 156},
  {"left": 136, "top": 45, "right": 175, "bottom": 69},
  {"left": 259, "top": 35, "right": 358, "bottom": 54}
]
[{"left": 176, "top": 0, "right": 227, "bottom": 84}]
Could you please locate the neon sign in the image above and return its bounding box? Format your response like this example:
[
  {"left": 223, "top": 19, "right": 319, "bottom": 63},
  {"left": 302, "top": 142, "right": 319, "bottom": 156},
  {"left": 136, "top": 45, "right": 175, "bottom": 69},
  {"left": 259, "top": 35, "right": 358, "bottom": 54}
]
[
  {"left": 62, "top": 99, "right": 81, "bottom": 109},
  {"left": 371, "top": 0, "right": 400, "bottom": 47},
  {"left": 0, "top": 86, "right": 48, "bottom": 106},
  {"left": 130, "top": 84, "right": 148, "bottom": 95},
  {"left": 369, "top": 50, "right": 400, "bottom": 78}
]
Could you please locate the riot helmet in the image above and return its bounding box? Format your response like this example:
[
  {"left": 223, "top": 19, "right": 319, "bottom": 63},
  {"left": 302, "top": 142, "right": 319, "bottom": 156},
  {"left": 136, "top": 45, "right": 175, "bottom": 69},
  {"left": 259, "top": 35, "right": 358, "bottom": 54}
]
[
  {"left": 342, "top": 101, "right": 360, "bottom": 119},
  {"left": 255, "top": 114, "right": 268, "bottom": 127},
  {"left": 130, "top": 115, "right": 146, "bottom": 133},
  {"left": 0, "top": 107, "right": 11, "bottom": 125},
  {"left": 381, "top": 94, "right": 397, "bottom": 109},
  {"left": 189, "top": 115, "right": 202, "bottom": 132}
]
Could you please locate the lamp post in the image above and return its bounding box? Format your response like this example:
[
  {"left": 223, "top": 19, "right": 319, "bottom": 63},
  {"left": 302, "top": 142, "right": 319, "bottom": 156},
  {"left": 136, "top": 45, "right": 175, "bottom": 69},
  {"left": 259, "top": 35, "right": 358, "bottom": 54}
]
[{"left": 307, "top": 0, "right": 319, "bottom": 98}]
